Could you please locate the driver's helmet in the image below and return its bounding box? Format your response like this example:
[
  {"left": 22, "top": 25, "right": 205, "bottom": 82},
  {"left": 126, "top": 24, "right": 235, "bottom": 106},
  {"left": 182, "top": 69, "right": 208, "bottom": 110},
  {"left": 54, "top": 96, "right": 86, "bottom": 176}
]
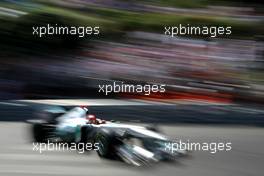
[{"left": 87, "top": 114, "right": 97, "bottom": 124}]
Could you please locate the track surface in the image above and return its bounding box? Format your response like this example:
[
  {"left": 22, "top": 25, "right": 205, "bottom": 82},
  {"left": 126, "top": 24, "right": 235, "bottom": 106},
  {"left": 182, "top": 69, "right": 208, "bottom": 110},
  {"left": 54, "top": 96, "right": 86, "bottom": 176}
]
[
  {"left": 0, "top": 100, "right": 263, "bottom": 176},
  {"left": 0, "top": 122, "right": 263, "bottom": 176},
  {"left": 1, "top": 100, "right": 264, "bottom": 125}
]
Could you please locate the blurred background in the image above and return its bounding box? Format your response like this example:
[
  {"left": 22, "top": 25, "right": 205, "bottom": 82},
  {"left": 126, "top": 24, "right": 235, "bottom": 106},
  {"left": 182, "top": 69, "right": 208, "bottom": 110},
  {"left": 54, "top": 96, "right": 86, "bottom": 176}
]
[
  {"left": 0, "top": 0, "right": 263, "bottom": 103},
  {"left": 0, "top": 1, "right": 263, "bottom": 176}
]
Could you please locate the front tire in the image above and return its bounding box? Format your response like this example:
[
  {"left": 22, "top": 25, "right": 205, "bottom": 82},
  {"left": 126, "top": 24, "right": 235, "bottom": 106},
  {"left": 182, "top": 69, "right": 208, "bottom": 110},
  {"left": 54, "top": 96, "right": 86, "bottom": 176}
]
[{"left": 95, "top": 129, "right": 115, "bottom": 158}]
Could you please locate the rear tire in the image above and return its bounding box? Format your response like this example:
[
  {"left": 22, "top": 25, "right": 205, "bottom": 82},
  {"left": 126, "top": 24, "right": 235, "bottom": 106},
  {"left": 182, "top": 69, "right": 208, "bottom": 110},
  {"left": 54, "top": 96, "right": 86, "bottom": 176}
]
[
  {"left": 32, "top": 123, "right": 55, "bottom": 142},
  {"left": 33, "top": 124, "right": 48, "bottom": 142}
]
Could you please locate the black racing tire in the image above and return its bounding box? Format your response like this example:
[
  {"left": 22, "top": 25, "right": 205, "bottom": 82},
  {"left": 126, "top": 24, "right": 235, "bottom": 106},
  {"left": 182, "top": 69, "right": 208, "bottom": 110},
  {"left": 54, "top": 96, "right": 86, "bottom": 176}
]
[
  {"left": 32, "top": 123, "right": 55, "bottom": 143},
  {"left": 32, "top": 123, "right": 48, "bottom": 143},
  {"left": 95, "top": 129, "right": 116, "bottom": 158}
]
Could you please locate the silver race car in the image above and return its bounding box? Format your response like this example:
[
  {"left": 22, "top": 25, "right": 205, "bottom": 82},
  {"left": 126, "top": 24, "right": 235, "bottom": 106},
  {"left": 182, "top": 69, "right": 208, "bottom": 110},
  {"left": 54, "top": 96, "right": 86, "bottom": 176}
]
[{"left": 28, "top": 106, "right": 187, "bottom": 166}]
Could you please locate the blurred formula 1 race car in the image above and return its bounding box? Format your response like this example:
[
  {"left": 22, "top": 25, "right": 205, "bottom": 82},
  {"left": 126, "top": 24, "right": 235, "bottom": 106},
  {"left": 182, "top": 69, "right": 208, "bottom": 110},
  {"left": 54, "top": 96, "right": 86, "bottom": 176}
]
[{"left": 28, "top": 106, "right": 187, "bottom": 166}]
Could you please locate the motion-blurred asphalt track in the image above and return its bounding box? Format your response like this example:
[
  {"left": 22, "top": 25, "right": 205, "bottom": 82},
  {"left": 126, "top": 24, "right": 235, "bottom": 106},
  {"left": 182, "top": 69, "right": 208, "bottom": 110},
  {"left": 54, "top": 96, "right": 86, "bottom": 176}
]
[
  {"left": 0, "top": 99, "right": 263, "bottom": 176},
  {"left": 1, "top": 99, "right": 264, "bottom": 125}
]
